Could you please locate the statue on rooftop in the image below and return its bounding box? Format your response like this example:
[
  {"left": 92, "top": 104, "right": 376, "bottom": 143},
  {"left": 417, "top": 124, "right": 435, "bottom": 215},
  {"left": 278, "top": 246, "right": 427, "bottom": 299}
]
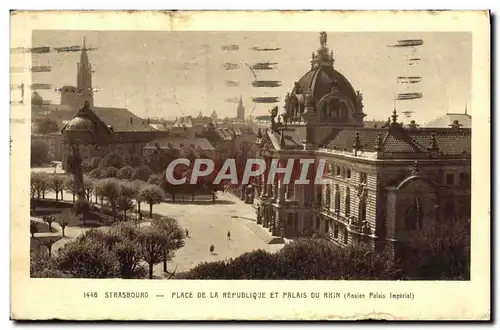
[{"left": 320, "top": 32, "right": 328, "bottom": 48}]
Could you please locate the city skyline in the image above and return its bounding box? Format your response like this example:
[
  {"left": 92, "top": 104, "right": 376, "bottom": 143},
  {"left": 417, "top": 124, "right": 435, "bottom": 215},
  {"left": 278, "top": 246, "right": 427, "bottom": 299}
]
[{"left": 32, "top": 30, "right": 472, "bottom": 124}]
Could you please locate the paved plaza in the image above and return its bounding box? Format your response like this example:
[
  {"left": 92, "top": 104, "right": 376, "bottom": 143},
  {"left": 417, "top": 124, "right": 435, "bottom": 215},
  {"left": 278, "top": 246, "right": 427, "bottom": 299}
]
[
  {"left": 149, "top": 193, "right": 284, "bottom": 276},
  {"left": 35, "top": 189, "right": 284, "bottom": 277}
]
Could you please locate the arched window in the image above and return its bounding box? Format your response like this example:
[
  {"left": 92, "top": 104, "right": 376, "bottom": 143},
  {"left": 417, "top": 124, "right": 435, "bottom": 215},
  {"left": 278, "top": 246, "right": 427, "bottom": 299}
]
[
  {"left": 345, "top": 189, "right": 351, "bottom": 217},
  {"left": 325, "top": 185, "right": 331, "bottom": 209},
  {"left": 404, "top": 198, "right": 424, "bottom": 230},
  {"left": 334, "top": 186, "right": 341, "bottom": 213},
  {"left": 359, "top": 199, "right": 367, "bottom": 222}
]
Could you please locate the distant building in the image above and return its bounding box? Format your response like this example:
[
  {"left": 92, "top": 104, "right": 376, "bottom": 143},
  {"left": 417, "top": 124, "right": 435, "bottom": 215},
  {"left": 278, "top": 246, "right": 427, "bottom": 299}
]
[
  {"left": 143, "top": 137, "right": 215, "bottom": 159},
  {"left": 61, "top": 40, "right": 170, "bottom": 169},
  {"left": 424, "top": 112, "right": 471, "bottom": 129},
  {"left": 62, "top": 102, "right": 171, "bottom": 169},
  {"left": 210, "top": 110, "right": 219, "bottom": 122},
  {"left": 364, "top": 120, "right": 387, "bottom": 129},
  {"left": 237, "top": 95, "right": 245, "bottom": 120}
]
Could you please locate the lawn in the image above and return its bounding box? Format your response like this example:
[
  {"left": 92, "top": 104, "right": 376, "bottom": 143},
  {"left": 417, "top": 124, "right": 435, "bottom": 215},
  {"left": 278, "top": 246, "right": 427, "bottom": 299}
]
[{"left": 33, "top": 221, "right": 58, "bottom": 233}]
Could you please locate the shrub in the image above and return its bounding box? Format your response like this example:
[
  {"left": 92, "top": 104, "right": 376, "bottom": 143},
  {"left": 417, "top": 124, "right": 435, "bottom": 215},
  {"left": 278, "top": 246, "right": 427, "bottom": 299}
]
[
  {"left": 117, "top": 165, "right": 134, "bottom": 181},
  {"left": 131, "top": 165, "right": 153, "bottom": 182},
  {"left": 100, "top": 206, "right": 114, "bottom": 217},
  {"left": 100, "top": 152, "right": 123, "bottom": 169},
  {"left": 100, "top": 167, "right": 118, "bottom": 179},
  {"left": 54, "top": 239, "right": 121, "bottom": 278},
  {"left": 179, "top": 239, "right": 401, "bottom": 280},
  {"left": 74, "top": 199, "right": 90, "bottom": 215},
  {"left": 88, "top": 168, "right": 102, "bottom": 179},
  {"left": 31, "top": 251, "right": 70, "bottom": 278}
]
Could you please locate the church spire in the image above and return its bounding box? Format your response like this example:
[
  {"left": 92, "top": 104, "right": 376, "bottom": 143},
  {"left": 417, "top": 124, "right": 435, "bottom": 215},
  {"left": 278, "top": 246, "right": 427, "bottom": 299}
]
[
  {"left": 77, "top": 36, "right": 93, "bottom": 107},
  {"left": 237, "top": 94, "right": 245, "bottom": 120}
]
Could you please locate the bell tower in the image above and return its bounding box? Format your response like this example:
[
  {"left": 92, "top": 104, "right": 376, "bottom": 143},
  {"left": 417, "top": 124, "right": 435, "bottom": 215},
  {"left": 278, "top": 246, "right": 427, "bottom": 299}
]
[{"left": 77, "top": 37, "right": 94, "bottom": 108}]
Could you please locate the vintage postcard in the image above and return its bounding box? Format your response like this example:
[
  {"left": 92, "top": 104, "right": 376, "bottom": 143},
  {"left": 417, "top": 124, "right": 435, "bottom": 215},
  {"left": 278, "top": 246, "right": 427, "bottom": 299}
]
[{"left": 10, "top": 10, "right": 490, "bottom": 320}]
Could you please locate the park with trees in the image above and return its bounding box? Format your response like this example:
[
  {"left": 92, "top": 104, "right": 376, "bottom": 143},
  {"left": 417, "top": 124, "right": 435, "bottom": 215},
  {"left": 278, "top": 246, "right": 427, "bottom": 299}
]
[{"left": 30, "top": 138, "right": 469, "bottom": 280}]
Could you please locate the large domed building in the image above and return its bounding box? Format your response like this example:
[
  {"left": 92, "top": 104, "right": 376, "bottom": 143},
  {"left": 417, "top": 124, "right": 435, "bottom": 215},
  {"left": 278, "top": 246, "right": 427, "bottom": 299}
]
[
  {"left": 252, "top": 32, "right": 471, "bottom": 258},
  {"left": 283, "top": 31, "right": 365, "bottom": 128}
]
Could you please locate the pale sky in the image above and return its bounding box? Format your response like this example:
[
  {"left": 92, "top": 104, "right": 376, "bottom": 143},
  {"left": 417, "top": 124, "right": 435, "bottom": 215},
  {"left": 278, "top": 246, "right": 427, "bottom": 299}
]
[{"left": 32, "top": 30, "right": 471, "bottom": 124}]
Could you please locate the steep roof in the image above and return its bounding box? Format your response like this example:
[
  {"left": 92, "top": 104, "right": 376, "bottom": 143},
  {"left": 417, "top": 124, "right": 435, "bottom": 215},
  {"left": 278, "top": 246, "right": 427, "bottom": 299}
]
[
  {"left": 323, "top": 125, "right": 471, "bottom": 155},
  {"left": 92, "top": 107, "right": 155, "bottom": 132},
  {"left": 266, "top": 128, "right": 303, "bottom": 150},
  {"left": 144, "top": 137, "right": 215, "bottom": 151},
  {"left": 325, "top": 128, "right": 386, "bottom": 152},
  {"left": 173, "top": 116, "right": 193, "bottom": 128}
]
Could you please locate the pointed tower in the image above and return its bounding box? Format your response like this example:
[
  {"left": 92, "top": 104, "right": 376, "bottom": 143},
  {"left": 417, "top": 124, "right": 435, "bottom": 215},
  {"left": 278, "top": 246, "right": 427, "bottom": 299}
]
[
  {"left": 237, "top": 95, "right": 245, "bottom": 120},
  {"left": 210, "top": 110, "right": 219, "bottom": 123},
  {"left": 77, "top": 37, "right": 94, "bottom": 108}
]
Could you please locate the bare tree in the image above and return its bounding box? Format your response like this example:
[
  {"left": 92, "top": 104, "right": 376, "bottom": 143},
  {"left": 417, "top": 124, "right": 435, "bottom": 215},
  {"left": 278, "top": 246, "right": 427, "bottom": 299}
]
[
  {"left": 30, "top": 220, "right": 38, "bottom": 238},
  {"left": 57, "top": 213, "right": 72, "bottom": 237},
  {"left": 42, "top": 215, "right": 55, "bottom": 232},
  {"left": 49, "top": 174, "right": 65, "bottom": 202},
  {"left": 41, "top": 237, "right": 59, "bottom": 257}
]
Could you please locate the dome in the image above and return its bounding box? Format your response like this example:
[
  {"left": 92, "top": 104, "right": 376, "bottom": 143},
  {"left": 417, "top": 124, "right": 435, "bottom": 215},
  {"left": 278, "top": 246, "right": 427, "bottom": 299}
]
[
  {"left": 65, "top": 115, "right": 95, "bottom": 132},
  {"left": 284, "top": 32, "right": 365, "bottom": 125},
  {"left": 293, "top": 66, "right": 357, "bottom": 107}
]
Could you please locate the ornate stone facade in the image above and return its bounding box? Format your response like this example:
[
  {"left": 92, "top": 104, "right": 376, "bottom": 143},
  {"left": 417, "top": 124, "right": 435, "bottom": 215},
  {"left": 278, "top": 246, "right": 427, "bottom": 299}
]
[{"left": 253, "top": 32, "right": 471, "bottom": 255}]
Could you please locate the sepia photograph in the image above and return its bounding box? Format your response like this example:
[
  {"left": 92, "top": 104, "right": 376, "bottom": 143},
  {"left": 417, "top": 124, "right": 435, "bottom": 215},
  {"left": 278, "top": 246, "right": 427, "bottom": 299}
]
[{"left": 10, "top": 10, "right": 490, "bottom": 320}]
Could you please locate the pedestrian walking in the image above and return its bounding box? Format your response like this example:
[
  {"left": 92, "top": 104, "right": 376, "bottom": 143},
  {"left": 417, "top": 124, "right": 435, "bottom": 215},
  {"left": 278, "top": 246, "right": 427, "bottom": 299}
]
[
  {"left": 227, "top": 230, "right": 231, "bottom": 240},
  {"left": 209, "top": 244, "right": 215, "bottom": 254}
]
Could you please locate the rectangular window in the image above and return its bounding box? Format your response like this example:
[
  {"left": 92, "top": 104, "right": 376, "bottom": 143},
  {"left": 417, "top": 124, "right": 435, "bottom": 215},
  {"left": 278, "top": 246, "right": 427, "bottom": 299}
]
[
  {"left": 336, "top": 166, "right": 341, "bottom": 176},
  {"left": 334, "top": 224, "right": 339, "bottom": 239},
  {"left": 344, "top": 228, "right": 349, "bottom": 244},
  {"left": 346, "top": 169, "right": 351, "bottom": 179},
  {"left": 445, "top": 173, "right": 454, "bottom": 186}
]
